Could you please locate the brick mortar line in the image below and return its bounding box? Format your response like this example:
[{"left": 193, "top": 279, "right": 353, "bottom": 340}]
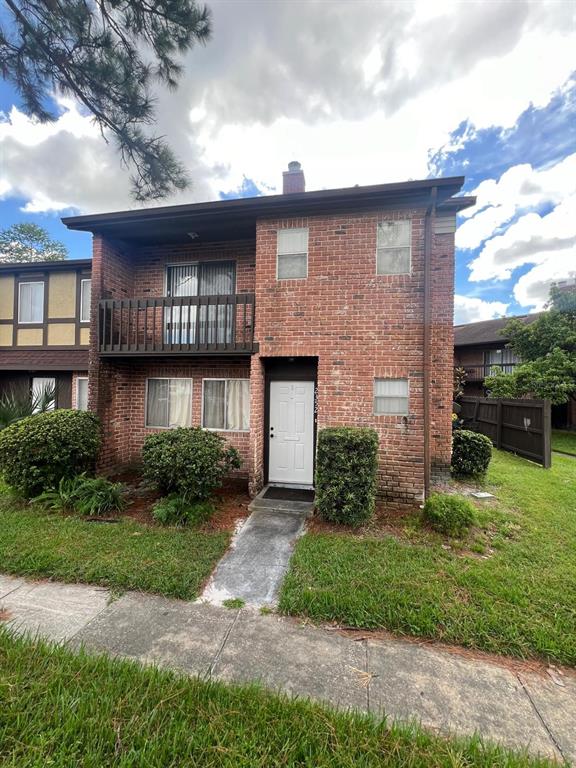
[
  {"left": 206, "top": 609, "right": 241, "bottom": 680},
  {"left": 516, "top": 672, "right": 565, "bottom": 763}
]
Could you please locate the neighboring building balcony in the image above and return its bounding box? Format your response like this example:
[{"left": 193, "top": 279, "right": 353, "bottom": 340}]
[
  {"left": 98, "top": 294, "right": 257, "bottom": 356},
  {"left": 456, "top": 363, "right": 518, "bottom": 382}
]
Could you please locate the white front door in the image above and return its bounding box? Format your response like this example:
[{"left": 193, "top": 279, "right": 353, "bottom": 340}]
[{"left": 268, "top": 381, "right": 315, "bottom": 486}]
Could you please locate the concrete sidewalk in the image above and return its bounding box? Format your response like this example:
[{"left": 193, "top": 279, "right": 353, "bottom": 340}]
[{"left": 1, "top": 573, "right": 574, "bottom": 763}]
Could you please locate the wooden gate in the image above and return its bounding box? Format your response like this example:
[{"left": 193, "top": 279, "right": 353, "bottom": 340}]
[{"left": 459, "top": 397, "right": 551, "bottom": 468}]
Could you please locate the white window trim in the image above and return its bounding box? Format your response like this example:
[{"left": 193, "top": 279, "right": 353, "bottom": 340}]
[
  {"left": 276, "top": 227, "right": 309, "bottom": 280},
  {"left": 375, "top": 219, "right": 412, "bottom": 276},
  {"left": 145, "top": 377, "right": 193, "bottom": 429},
  {"left": 76, "top": 376, "right": 89, "bottom": 410},
  {"left": 80, "top": 279, "right": 91, "bottom": 323},
  {"left": 373, "top": 378, "right": 410, "bottom": 416},
  {"left": 18, "top": 280, "right": 44, "bottom": 324},
  {"left": 201, "top": 378, "right": 251, "bottom": 433}
]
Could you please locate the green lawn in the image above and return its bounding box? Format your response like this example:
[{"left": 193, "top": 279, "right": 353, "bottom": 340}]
[
  {"left": 552, "top": 429, "right": 576, "bottom": 455},
  {"left": 0, "top": 630, "right": 553, "bottom": 768},
  {"left": 279, "top": 450, "right": 576, "bottom": 666},
  {"left": 0, "top": 493, "right": 229, "bottom": 600}
]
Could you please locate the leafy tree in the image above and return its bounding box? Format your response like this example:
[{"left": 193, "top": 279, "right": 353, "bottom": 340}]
[
  {"left": 0, "top": 1, "right": 211, "bottom": 201},
  {"left": 0, "top": 223, "right": 67, "bottom": 263},
  {"left": 486, "top": 285, "right": 576, "bottom": 404}
]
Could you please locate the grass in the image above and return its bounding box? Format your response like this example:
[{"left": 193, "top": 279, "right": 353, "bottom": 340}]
[
  {"left": 279, "top": 450, "right": 576, "bottom": 666},
  {"left": 222, "top": 598, "right": 245, "bottom": 609},
  {"left": 552, "top": 429, "right": 576, "bottom": 455},
  {"left": 0, "top": 489, "right": 229, "bottom": 600},
  {"left": 0, "top": 629, "right": 553, "bottom": 768}
]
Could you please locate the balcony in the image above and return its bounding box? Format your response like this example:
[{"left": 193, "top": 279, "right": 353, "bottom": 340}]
[
  {"left": 98, "top": 294, "right": 257, "bottom": 356},
  {"left": 457, "top": 363, "right": 517, "bottom": 381}
]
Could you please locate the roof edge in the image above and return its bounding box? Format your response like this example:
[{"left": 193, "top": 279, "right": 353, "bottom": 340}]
[{"left": 0, "top": 258, "right": 92, "bottom": 272}]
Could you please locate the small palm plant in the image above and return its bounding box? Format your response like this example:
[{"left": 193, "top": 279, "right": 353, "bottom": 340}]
[{"left": 0, "top": 384, "right": 56, "bottom": 430}]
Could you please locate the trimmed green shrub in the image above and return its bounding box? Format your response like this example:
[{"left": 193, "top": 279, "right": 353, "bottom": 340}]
[
  {"left": 315, "top": 427, "right": 379, "bottom": 527},
  {"left": 451, "top": 429, "right": 492, "bottom": 477},
  {"left": 142, "top": 427, "right": 241, "bottom": 502},
  {"left": 0, "top": 410, "right": 100, "bottom": 497},
  {"left": 152, "top": 494, "right": 214, "bottom": 527},
  {"left": 422, "top": 493, "right": 477, "bottom": 536}
]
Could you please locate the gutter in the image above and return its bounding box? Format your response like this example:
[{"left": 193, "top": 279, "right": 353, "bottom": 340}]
[{"left": 423, "top": 185, "right": 437, "bottom": 499}]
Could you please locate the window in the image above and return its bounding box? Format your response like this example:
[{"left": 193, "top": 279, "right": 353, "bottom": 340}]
[
  {"left": 76, "top": 377, "right": 89, "bottom": 411},
  {"left": 202, "top": 379, "right": 250, "bottom": 431},
  {"left": 376, "top": 220, "right": 411, "bottom": 275},
  {"left": 80, "top": 279, "right": 91, "bottom": 323},
  {"left": 146, "top": 379, "right": 192, "bottom": 428},
  {"left": 32, "top": 377, "right": 56, "bottom": 413},
  {"left": 277, "top": 228, "right": 308, "bottom": 279},
  {"left": 18, "top": 281, "right": 44, "bottom": 323},
  {"left": 485, "top": 348, "right": 519, "bottom": 375},
  {"left": 374, "top": 378, "right": 409, "bottom": 415}
]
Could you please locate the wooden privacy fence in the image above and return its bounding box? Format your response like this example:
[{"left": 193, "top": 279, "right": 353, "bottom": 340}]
[{"left": 459, "top": 397, "right": 551, "bottom": 468}]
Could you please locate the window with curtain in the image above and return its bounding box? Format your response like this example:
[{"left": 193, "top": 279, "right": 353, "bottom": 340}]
[
  {"left": 203, "top": 379, "right": 250, "bottom": 431},
  {"left": 374, "top": 378, "right": 409, "bottom": 415},
  {"left": 277, "top": 228, "right": 308, "bottom": 279},
  {"left": 80, "top": 279, "right": 91, "bottom": 322},
  {"left": 146, "top": 379, "right": 192, "bottom": 428},
  {"left": 76, "top": 377, "right": 88, "bottom": 411},
  {"left": 18, "top": 281, "right": 44, "bottom": 323},
  {"left": 376, "top": 220, "right": 411, "bottom": 275},
  {"left": 165, "top": 262, "right": 235, "bottom": 344},
  {"left": 485, "top": 348, "right": 519, "bottom": 374}
]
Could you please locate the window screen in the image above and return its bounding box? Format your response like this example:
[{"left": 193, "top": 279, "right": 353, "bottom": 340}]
[
  {"left": 146, "top": 379, "right": 192, "bottom": 428},
  {"left": 18, "top": 281, "right": 44, "bottom": 323},
  {"left": 80, "top": 279, "right": 91, "bottom": 323},
  {"left": 277, "top": 228, "right": 308, "bottom": 279},
  {"left": 203, "top": 379, "right": 250, "bottom": 431},
  {"left": 376, "top": 220, "right": 411, "bottom": 275},
  {"left": 374, "top": 378, "right": 409, "bottom": 415}
]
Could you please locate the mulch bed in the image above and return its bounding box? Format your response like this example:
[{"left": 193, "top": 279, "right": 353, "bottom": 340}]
[{"left": 307, "top": 501, "right": 421, "bottom": 538}]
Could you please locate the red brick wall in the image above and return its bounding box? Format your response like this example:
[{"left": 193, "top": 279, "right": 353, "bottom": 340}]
[
  {"left": 96, "top": 358, "right": 251, "bottom": 474},
  {"left": 252, "top": 209, "right": 454, "bottom": 501}
]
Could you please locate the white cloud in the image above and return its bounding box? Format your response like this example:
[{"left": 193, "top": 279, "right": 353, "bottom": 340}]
[
  {"left": 0, "top": 0, "right": 574, "bottom": 213},
  {"left": 454, "top": 295, "right": 509, "bottom": 325}
]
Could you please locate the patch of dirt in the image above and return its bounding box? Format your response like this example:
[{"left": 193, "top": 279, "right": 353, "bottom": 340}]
[
  {"left": 307, "top": 501, "right": 421, "bottom": 539},
  {"left": 0, "top": 608, "right": 13, "bottom": 622},
  {"left": 108, "top": 471, "right": 250, "bottom": 532}
]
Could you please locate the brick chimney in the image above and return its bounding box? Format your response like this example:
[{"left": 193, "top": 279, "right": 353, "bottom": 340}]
[{"left": 282, "top": 161, "right": 305, "bottom": 194}]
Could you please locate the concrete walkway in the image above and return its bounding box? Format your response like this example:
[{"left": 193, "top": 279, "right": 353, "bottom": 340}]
[
  {"left": 1, "top": 574, "right": 574, "bottom": 763},
  {"left": 201, "top": 492, "right": 313, "bottom": 607}
]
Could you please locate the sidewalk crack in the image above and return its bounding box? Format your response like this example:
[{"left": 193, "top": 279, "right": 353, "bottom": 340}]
[
  {"left": 516, "top": 672, "right": 566, "bottom": 763},
  {"left": 206, "top": 609, "right": 241, "bottom": 681}
]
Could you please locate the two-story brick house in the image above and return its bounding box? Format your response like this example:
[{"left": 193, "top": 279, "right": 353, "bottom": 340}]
[
  {"left": 0, "top": 259, "right": 92, "bottom": 409},
  {"left": 62, "top": 165, "right": 474, "bottom": 501}
]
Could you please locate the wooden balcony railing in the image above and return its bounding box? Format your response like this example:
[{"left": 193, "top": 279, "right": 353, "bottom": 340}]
[
  {"left": 457, "top": 363, "right": 518, "bottom": 381},
  {"left": 98, "top": 294, "right": 256, "bottom": 355}
]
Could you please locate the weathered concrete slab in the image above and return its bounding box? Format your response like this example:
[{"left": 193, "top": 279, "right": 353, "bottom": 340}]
[
  {"left": 367, "top": 639, "right": 559, "bottom": 760},
  {"left": 202, "top": 505, "right": 307, "bottom": 607},
  {"left": 0, "top": 579, "right": 109, "bottom": 642},
  {"left": 0, "top": 574, "right": 27, "bottom": 599},
  {"left": 71, "top": 592, "right": 235, "bottom": 678},
  {"left": 212, "top": 610, "right": 368, "bottom": 711},
  {"left": 520, "top": 673, "right": 576, "bottom": 764}
]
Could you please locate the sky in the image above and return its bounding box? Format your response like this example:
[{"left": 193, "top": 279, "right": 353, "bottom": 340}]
[{"left": 0, "top": 0, "right": 575, "bottom": 325}]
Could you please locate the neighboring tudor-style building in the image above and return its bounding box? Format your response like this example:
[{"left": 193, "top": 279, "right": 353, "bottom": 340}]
[
  {"left": 59, "top": 164, "right": 474, "bottom": 501},
  {"left": 0, "top": 259, "right": 92, "bottom": 409}
]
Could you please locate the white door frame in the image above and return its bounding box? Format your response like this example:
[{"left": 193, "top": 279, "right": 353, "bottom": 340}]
[{"left": 267, "top": 379, "right": 315, "bottom": 488}]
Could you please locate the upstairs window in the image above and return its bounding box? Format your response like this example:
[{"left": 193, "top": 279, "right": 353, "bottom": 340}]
[
  {"left": 277, "top": 228, "right": 308, "bottom": 279},
  {"left": 18, "top": 281, "right": 44, "bottom": 323},
  {"left": 374, "top": 378, "right": 409, "bottom": 415},
  {"left": 376, "top": 220, "right": 411, "bottom": 275},
  {"left": 202, "top": 379, "right": 250, "bottom": 431},
  {"left": 80, "top": 279, "right": 91, "bottom": 323}
]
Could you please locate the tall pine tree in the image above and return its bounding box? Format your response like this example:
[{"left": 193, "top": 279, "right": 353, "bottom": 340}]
[{"left": 0, "top": 1, "right": 211, "bottom": 201}]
